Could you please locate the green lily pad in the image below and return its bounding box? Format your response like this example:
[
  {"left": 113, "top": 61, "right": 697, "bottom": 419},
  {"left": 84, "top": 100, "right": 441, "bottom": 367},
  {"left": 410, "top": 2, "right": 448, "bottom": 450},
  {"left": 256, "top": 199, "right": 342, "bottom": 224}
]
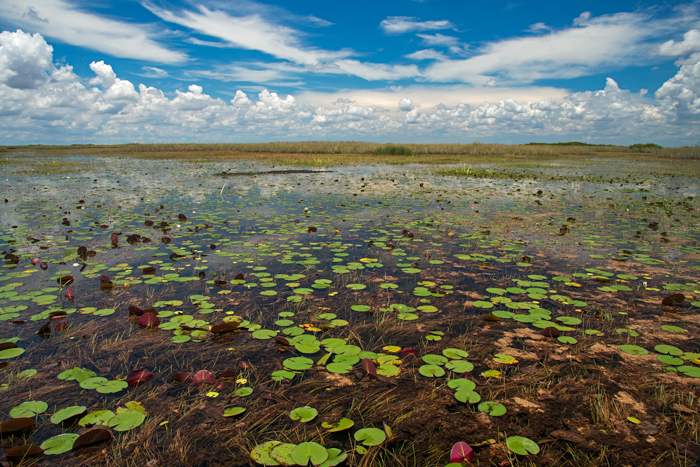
[
  {"left": 0, "top": 347, "right": 25, "bottom": 359},
  {"left": 455, "top": 389, "right": 481, "bottom": 403},
  {"left": 678, "top": 366, "right": 700, "bottom": 378},
  {"left": 660, "top": 325, "right": 686, "bottom": 333},
  {"left": 354, "top": 427, "right": 387, "bottom": 446},
  {"left": 290, "top": 442, "right": 328, "bottom": 466},
  {"left": 107, "top": 410, "right": 146, "bottom": 431},
  {"left": 655, "top": 344, "right": 683, "bottom": 356},
  {"left": 620, "top": 345, "right": 648, "bottom": 355},
  {"left": 40, "top": 433, "right": 80, "bottom": 454},
  {"left": 270, "top": 443, "right": 296, "bottom": 465},
  {"left": 422, "top": 354, "right": 448, "bottom": 365},
  {"left": 447, "top": 379, "right": 476, "bottom": 391},
  {"left": 289, "top": 406, "right": 318, "bottom": 423},
  {"left": 51, "top": 406, "right": 87, "bottom": 424},
  {"left": 224, "top": 407, "right": 246, "bottom": 417},
  {"left": 506, "top": 436, "right": 540, "bottom": 455},
  {"left": 478, "top": 401, "right": 506, "bottom": 416},
  {"left": 322, "top": 417, "right": 355, "bottom": 432},
  {"left": 79, "top": 410, "right": 115, "bottom": 427},
  {"left": 419, "top": 364, "right": 445, "bottom": 377},
  {"left": 235, "top": 387, "right": 254, "bottom": 397},
  {"left": 10, "top": 401, "right": 48, "bottom": 418},
  {"left": 283, "top": 357, "right": 314, "bottom": 371},
  {"left": 445, "top": 360, "right": 474, "bottom": 373},
  {"left": 442, "top": 348, "right": 469, "bottom": 359},
  {"left": 251, "top": 441, "right": 281, "bottom": 466}
]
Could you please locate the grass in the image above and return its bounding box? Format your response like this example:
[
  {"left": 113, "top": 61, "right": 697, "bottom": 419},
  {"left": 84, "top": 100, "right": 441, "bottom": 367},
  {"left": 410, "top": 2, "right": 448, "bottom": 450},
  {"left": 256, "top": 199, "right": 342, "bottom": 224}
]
[{"left": 2, "top": 141, "right": 699, "bottom": 162}]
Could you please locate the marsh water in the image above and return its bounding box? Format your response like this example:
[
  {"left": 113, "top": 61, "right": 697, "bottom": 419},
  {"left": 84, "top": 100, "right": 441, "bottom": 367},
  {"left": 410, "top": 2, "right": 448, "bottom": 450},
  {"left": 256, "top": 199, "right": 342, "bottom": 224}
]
[{"left": 0, "top": 153, "right": 699, "bottom": 466}]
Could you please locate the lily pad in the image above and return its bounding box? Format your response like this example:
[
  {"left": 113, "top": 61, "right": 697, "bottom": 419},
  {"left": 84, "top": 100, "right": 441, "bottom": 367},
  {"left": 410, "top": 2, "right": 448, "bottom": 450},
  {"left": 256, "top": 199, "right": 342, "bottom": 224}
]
[
  {"left": 289, "top": 406, "right": 318, "bottom": 423},
  {"left": 354, "top": 427, "right": 387, "bottom": 446},
  {"left": 40, "top": 433, "right": 79, "bottom": 455},
  {"left": 322, "top": 417, "right": 354, "bottom": 432},
  {"left": 506, "top": 436, "right": 540, "bottom": 455},
  {"left": 10, "top": 401, "right": 48, "bottom": 418},
  {"left": 291, "top": 442, "right": 328, "bottom": 466}
]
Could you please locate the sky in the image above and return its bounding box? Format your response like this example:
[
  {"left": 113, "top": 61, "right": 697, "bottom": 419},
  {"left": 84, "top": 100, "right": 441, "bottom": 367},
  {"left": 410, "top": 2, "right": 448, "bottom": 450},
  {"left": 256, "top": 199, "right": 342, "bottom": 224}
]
[{"left": 0, "top": 0, "right": 700, "bottom": 145}]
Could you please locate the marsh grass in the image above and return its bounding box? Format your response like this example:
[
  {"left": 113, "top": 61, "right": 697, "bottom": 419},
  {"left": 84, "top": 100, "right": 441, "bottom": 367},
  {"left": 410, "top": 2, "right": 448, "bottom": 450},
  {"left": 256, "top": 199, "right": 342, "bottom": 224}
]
[{"left": 3, "top": 141, "right": 699, "bottom": 162}]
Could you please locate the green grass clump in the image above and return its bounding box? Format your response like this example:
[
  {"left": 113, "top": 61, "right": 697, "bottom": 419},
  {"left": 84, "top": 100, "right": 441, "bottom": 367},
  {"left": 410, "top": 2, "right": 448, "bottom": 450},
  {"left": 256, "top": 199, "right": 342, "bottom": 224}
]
[
  {"left": 373, "top": 145, "right": 413, "bottom": 156},
  {"left": 629, "top": 143, "right": 663, "bottom": 150}
]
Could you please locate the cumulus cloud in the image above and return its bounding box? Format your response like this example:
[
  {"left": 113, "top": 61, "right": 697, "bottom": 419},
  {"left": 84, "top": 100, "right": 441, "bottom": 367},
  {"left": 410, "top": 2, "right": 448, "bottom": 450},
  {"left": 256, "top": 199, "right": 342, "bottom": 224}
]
[
  {"left": 1, "top": 30, "right": 700, "bottom": 144},
  {"left": 399, "top": 98, "right": 414, "bottom": 111},
  {"left": 231, "top": 90, "right": 253, "bottom": 106},
  {"left": 0, "top": 0, "right": 186, "bottom": 63},
  {"left": 655, "top": 52, "right": 700, "bottom": 120},
  {"left": 652, "top": 29, "right": 700, "bottom": 59},
  {"left": 380, "top": 17, "right": 454, "bottom": 35},
  {"left": 0, "top": 29, "right": 53, "bottom": 89},
  {"left": 405, "top": 107, "right": 421, "bottom": 124}
]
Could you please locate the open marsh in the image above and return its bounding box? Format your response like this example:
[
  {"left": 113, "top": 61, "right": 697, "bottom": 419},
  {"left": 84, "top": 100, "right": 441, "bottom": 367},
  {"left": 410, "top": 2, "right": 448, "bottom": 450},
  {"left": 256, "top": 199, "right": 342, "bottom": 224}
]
[{"left": 0, "top": 151, "right": 699, "bottom": 467}]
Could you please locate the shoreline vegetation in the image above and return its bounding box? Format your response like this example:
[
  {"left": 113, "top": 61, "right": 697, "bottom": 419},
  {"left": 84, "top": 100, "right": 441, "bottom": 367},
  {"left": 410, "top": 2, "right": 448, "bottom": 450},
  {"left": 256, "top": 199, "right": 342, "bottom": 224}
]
[{"left": 1, "top": 141, "right": 699, "bottom": 164}]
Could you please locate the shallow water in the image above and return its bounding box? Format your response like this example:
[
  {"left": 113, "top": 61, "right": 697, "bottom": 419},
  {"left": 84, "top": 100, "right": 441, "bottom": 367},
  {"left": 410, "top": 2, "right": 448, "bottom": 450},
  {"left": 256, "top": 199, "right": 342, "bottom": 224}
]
[{"left": 0, "top": 153, "right": 699, "bottom": 465}]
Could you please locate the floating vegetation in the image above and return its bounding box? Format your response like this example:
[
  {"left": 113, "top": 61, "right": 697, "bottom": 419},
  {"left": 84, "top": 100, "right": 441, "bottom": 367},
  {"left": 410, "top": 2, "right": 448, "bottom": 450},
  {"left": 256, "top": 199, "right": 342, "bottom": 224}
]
[{"left": 0, "top": 153, "right": 698, "bottom": 466}]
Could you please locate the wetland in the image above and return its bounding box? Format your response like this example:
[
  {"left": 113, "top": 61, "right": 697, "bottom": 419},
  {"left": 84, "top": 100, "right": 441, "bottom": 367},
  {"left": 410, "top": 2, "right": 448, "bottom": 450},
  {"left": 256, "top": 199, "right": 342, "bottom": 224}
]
[{"left": 0, "top": 148, "right": 699, "bottom": 467}]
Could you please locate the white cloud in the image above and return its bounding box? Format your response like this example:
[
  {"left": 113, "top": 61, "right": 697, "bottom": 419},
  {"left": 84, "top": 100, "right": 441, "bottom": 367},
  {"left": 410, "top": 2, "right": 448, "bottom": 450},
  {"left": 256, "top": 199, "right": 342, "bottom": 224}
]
[
  {"left": 1, "top": 30, "right": 700, "bottom": 145},
  {"left": 0, "top": 29, "right": 53, "bottom": 89},
  {"left": 380, "top": 17, "right": 454, "bottom": 35},
  {"left": 231, "top": 90, "right": 252, "bottom": 106},
  {"left": 655, "top": 51, "right": 700, "bottom": 120},
  {"left": 424, "top": 11, "right": 658, "bottom": 84},
  {"left": 652, "top": 29, "right": 700, "bottom": 57},
  {"left": 399, "top": 98, "right": 414, "bottom": 111},
  {"left": 332, "top": 60, "right": 420, "bottom": 81},
  {"left": 0, "top": 0, "right": 186, "bottom": 63},
  {"left": 145, "top": 3, "right": 351, "bottom": 65},
  {"left": 138, "top": 66, "right": 168, "bottom": 78},
  {"left": 405, "top": 107, "right": 421, "bottom": 123},
  {"left": 416, "top": 33, "right": 460, "bottom": 47},
  {"left": 404, "top": 49, "right": 449, "bottom": 61},
  {"left": 525, "top": 22, "right": 551, "bottom": 33}
]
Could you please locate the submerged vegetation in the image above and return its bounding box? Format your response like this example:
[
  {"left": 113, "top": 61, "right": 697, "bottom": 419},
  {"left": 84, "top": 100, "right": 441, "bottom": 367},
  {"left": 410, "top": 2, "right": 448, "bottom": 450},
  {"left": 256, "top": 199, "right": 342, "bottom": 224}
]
[{"left": 0, "top": 152, "right": 698, "bottom": 466}]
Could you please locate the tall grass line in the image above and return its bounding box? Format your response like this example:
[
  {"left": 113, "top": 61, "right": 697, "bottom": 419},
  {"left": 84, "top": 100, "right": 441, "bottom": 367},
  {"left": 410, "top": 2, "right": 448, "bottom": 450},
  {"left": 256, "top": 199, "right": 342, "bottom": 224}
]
[{"left": 2, "top": 141, "right": 698, "bottom": 159}]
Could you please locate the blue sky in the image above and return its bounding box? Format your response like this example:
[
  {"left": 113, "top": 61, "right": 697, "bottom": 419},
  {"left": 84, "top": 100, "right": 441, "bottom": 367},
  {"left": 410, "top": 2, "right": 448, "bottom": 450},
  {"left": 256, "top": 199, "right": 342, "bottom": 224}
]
[{"left": 0, "top": 0, "right": 699, "bottom": 145}]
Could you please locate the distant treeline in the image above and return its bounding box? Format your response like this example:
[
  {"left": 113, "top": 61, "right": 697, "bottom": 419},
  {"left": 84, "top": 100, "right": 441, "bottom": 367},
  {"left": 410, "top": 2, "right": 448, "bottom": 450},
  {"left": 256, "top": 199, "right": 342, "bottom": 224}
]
[{"left": 527, "top": 141, "right": 664, "bottom": 149}]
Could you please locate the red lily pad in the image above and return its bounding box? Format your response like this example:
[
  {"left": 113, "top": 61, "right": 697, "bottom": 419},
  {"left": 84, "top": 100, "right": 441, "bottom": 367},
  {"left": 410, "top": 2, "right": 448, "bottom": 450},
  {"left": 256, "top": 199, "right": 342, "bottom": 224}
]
[
  {"left": 171, "top": 372, "right": 191, "bottom": 384},
  {"left": 211, "top": 322, "right": 238, "bottom": 334},
  {"left": 126, "top": 368, "right": 154, "bottom": 387},
  {"left": 401, "top": 347, "right": 419, "bottom": 359},
  {"left": 0, "top": 417, "right": 36, "bottom": 434},
  {"left": 361, "top": 358, "right": 378, "bottom": 377},
  {"left": 450, "top": 441, "right": 474, "bottom": 463},
  {"left": 662, "top": 294, "right": 685, "bottom": 306},
  {"left": 193, "top": 370, "right": 215, "bottom": 385},
  {"left": 73, "top": 427, "right": 113, "bottom": 450},
  {"left": 5, "top": 444, "right": 44, "bottom": 460},
  {"left": 138, "top": 313, "right": 160, "bottom": 327},
  {"left": 216, "top": 370, "right": 238, "bottom": 379},
  {"left": 57, "top": 275, "right": 74, "bottom": 286}
]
